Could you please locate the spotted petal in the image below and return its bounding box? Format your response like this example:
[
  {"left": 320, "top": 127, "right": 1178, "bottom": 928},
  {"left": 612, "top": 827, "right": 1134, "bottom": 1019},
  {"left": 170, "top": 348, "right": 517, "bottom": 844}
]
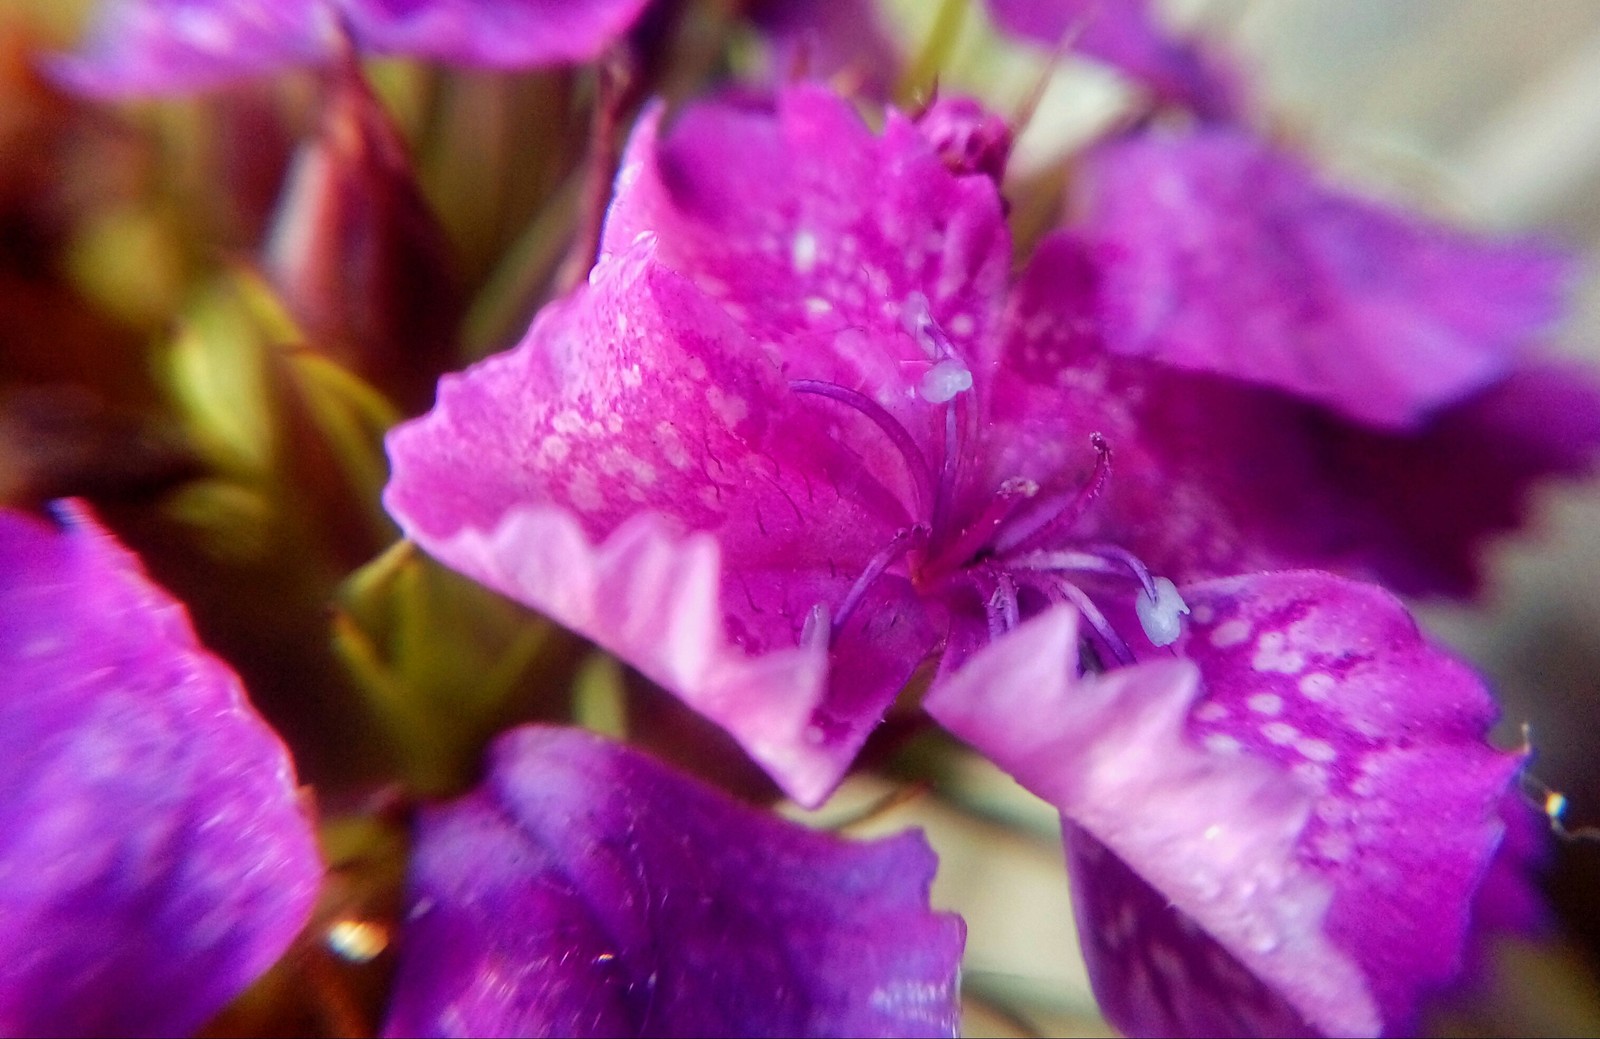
[
  {"left": 383, "top": 726, "right": 964, "bottom": 1038},
  {"left": 385, "top": 238, "right": 939, "bottom": 805},
  {"left": 0, "top": 503, "right": 321, "bottom": 1037},
  {"left": 926, "top": 572, "right": 1519, "bottom": 1036},
  {"left": 1079, "top": 129, "right": 1572, "bottom": 429}
]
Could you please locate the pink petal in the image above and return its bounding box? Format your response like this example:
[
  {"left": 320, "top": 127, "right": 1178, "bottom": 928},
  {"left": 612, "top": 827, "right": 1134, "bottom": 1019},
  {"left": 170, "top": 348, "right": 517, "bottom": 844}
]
[
  {"left": 47, "top": 0, "right": 330, "bottom": 97},
  {"left": 1066, "top": 825, "right": 1315, "bottom": 1037},
  {"left": 1080, "top": 129, "right": 1573, "bottom": 429},
  {"left": 343, "top": 0, "right": 652, "bottom": 68}
]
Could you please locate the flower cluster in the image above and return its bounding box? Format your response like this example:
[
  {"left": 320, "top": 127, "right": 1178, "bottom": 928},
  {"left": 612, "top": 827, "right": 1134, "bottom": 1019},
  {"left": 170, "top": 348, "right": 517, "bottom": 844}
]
[{"left": 6, "top": 0, "right": 1598, "bottom": 1036}]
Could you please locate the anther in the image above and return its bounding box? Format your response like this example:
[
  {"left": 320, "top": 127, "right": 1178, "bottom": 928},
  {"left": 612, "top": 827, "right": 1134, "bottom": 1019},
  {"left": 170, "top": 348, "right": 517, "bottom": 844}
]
[{"left": 1134, "top": 576, "right": 1189, "bottom": 647}]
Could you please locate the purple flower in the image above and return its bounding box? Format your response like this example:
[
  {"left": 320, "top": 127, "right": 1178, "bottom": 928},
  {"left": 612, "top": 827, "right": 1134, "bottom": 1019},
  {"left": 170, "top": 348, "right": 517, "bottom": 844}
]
[
  {"left": 385, "top": 84, "right": 1534, "bottom": 1033},
  {"left": 384, "top": 725, "right": 963, "bottom": 1037},
  {"left": 50, "top": 0, "right": 654, "bottom": 97},
  {"left": 0, "top": 502, "right": 321, "bottom": 1036}
]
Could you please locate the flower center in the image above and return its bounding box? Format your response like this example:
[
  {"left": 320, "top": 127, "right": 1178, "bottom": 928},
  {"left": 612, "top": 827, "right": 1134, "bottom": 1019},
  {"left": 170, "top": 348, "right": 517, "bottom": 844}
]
[{"left": 787, "top": 313, "right": 1188, "bottom": 666}]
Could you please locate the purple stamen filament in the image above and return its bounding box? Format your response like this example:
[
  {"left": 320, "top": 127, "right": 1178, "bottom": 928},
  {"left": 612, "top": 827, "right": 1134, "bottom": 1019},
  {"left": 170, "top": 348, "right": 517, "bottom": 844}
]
[
  {"left": 831, "top": 524, "right": 929, "bottom": 639},
  {"left": 991, "top": 432, "right": 1110, "bottom": 556},
  {"left": 790, "top": 379, "right": 936, "bottom": 515}
]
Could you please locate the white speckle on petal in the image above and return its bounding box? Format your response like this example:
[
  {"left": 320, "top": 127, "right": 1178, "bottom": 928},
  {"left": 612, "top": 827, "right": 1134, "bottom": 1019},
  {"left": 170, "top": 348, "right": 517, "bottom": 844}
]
[
  {"left": 707, "top": 388, "right": 749, "bottom": 427},
  {"left": 1298, "top": 672, "right": 1335, "bottom": 701},
  {"left": 804, "top": 296, "right": 833, "bottom": 318},
  {"left": 1297, "top": 738, "right": 1337, "bottom": 763},
  {"left": 1194, "top": 701, "right": 1228, "bottom": 723},
  {"left": 1261, "top": 721, "right": 1299, "bottom": 745},
  {"left": 1203, "top": 733, "right": 1242, "bottom": 755},
  {"left": 1252, "top": 631, "right": 1307, "bottom": 674},
  {"left": 1246, "top": 693, "right": 1283, "bottom": 716},
  {"left": 567, "top": 470, "right": 603, "bottom": 512},
  {"left": 1209, "top": 618, "right": 1251, "bottom": 648},
  {"left": 537, "top": 435, "right": 570, "bottom": 464},
  {"left": 791, "top": 230, "right": 819, "bottom": 274}
]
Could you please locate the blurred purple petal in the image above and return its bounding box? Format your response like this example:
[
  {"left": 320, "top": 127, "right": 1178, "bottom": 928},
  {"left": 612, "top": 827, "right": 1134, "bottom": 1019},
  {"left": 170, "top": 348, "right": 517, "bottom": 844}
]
[
  {"left": 383, "top": 726, "right": 963, "bottom": 1038},
  {"left": 927, "top": 572, "right": 1521, "bottom": 1036},
  {"left": 0, "top": 503, "right": 321, "bottom": 1037},
  {"left": 984, "top": 0, "right": 1242, "bottom": 119},
  {"left": 751, "top": 0, "right": 901, "bottom": 98},
  {"left": 996, "top": 233, "right": 1600, "bottom": 596},
  {"left": 50, "top": 0, "right": 653, "bottom": 96},
  {"left": 48, "top": 0, "right": 330, "bottom": 97},
  {"left": 1079, "top": 129, "right": 1573, "bottom": 429}
]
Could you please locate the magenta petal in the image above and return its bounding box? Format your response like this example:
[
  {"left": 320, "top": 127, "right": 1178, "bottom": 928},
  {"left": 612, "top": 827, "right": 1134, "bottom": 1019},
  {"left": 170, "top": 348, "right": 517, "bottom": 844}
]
[
  {"left": 384, "top": 237, "right": 934, "bottom": 805},
  {"left": 927, "top": 573, "right": 1520, "bottom": 1035},
  {"left": 0, "top": 503, "right": 321, "bottom": 1037},
  {"left": 1081, "top": 129, "right": 1573, "bottom": 429},
  {"left": 984, "top": 0, "right": 1242, "bottom": 119},
  {"left": 383, "top": 726, "right": 964, "bottom": 1038},
  {"left": 602, "top": 89, "right": 1011, "bottom": 442}
]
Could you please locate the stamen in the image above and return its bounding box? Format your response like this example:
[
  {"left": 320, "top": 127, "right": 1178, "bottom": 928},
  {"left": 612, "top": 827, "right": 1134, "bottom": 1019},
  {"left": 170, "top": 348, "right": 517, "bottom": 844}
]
[
  {"left": 1077, "top": 543, "right": 1159, "bottom": 602},
  {"left": 903, "top": 291, "right": 974, "bottom": 404},
  {"left": 801, "top": 603, "right": 831, "bottom": 652},
  {"left": 1134, "top": 576, "right": 1189, "bottom": 647},
  {"left": 984, "top": 568, "right": 1020, "bottom": 639},
  {"left": 790, "top": 379, "right": 936, "bottom": 513},
  {"left": 1030, "top": 575, "right": 1135, "bottom": 667},
  {"left": 992, "top": 433, "right": 1111, "bottom": 556},
  {"left": 832, "top": 524, "right": 928, "bottom": 638}
]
